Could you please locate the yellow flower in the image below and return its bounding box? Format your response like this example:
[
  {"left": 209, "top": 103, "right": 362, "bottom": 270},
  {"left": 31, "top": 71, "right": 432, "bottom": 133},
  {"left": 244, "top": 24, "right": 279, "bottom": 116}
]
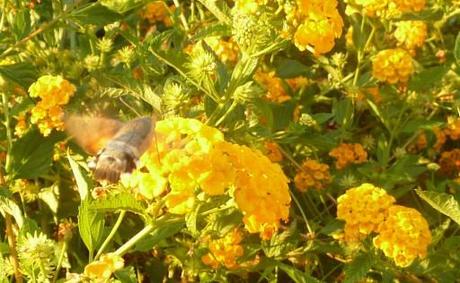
[
  {"left": 14, "top": 113, "right": 28, "bottom": 137},
  {"left": 121, "top": 170, "right": 167, "bottom": 199},
  {"left": 141, "top": 1, "right": 174, "bottom": 26},
  {"left": 390, "top": 0, "right": 425, "bottom": 13},
  {"left": 433, "top": 127, "right": 446, "bottom": 151},
  {"left": 295, "top": 160, "right": 331, "bottom": 191},
  {"left": 374, "top": 205, "right": 431, "bottom": 267},
  {"left": 394, "top": 21, "right": 427, "bottom": 50},
  {"left": 445, "top": 117, "right": 460, "bottom": 141},
  {"left": 337, "top": 183, "right": 395, "bottom": 243},
  {"left": 329, "top": 143, "right": 368, "bottom": 169},
  {"left": 205, "top": 37, "right": 239, "bottom": 64},
  {"left": 354, "top": 0, "right": 389, "bottom": 17},
  {"left": 233, "top": 0, "right": 266, "bottom": 14},
  {"left": 293, "top": 9, "right": 344, "bottom": 55},
  {"left": 201, "top": 229, "right": 245, "bottom": 269},
  {"left": 84, "top": 253, "right": 124, "bottom": 281},
  {"left": 254, "top": 70, "right": 290, "bottom": 103},
  {"left": 372, "top": 48, "right": 414, "bottom": 84},
  {"left": 438, "top": 149, "right": 460, "bottom": 177},
  {"left": 264, "top": 142, "right": 283, "bottom": 162},
  {"left": 28, "top": 75, "right": 75, "bottom": 136}
]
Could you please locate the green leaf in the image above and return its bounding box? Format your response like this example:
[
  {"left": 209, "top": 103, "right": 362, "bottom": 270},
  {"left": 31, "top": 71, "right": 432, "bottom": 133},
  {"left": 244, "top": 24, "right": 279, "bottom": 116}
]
[
  {"left": 8, "top": 130, "right": 62, "bottom": 179},
  {"left": 416, "top": 190, "right": 460, "bottom": 225},
  {"left": 277, "top": 262, "right": 322, "bottom": 283},
  {"left": 0, "top": 62, "right": 37, "bottom": 89},
  {"left": 134, "top": 221, "right": 184, "bottom": 252},
  {"left": 191, "top": 23, "right": 232, "bottom": 41},
  {"left": 344, "top": 253, "right": 373, "bottom": 283},
  {"left": 115, "top": 266, "right": 137, "bottom": 283},
  {"left": 91, "top": 192, "right": 147, "bottom": 216},
  {"left": 70, "top": 3, "right": 121, "bottom": 26},
  {"left": 78, "top": 199, "right": 105, "bottom": 255},
  {"left": 455, "top": 32, "right": 460, "bottom": 63},
  {"left": 399, "top": 9, "right": 443, "bottom": 21},
  {"left": 185, "top": 204, "right": 200, "bottom": 237},
  {"left": 38, "top": 184, "right": 60, "bottom": 215},
  {"left": 0, "top": 196, "right": 24, "bottom": 228},
  {"left": 12, "top": 9, "right": 31, "bottom": 40},
  {"left": 67, "top": 154, "right": 89, "bottom": 201},
  {"left": 408, "top": 65, "right": 449, "bottom": 91},
  {"left": 333, "top": 98, "right": 354, "bottom": 127},
  {"left": 275, "top": 59, "right": 311, "bottom": 78}
]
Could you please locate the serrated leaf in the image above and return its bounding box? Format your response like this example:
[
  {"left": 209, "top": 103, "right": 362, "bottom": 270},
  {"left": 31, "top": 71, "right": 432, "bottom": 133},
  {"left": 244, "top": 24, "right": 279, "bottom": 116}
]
[
  {"left": 78, "top": 199, "right": 105, "bottom": 255},
  {"left": 91, "top": 192, "right": 147, "bottom": 216},
  {"left": 191, "top": 23, "right": 232, "bottom": 41},
  {"left": 277, "top": 262, "right": 321, "bottom": 283},
  {"left": 70, "top": 3, "right": 121, "bottom": 25},
  {"left": 344, "top": 253, "right": 373, "bottom": 283},
  {"left": 115, "top": 266, "right": 137, "bottom": 283},
  {"left": 8, "top": 130, "right": 62, "bottom": 179},
  {"left": 67, "top": 153, "right": 89, "bottom": 201},
  {"left": 416, "top": 190, "right": 460, "bottom": 225}
]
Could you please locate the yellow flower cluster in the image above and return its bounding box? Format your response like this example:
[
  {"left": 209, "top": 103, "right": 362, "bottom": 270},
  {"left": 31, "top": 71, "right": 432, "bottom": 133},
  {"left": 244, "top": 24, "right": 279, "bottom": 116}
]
[
  {"left": 372, "top": 48, "right": 414, "bottom": 84},
  {"left": 350, "top": 0, "right": 426, "bottom": 17},
  {"left": 141, "top": 1, "right": 173, "bottom": 26},
  {"left": 233, "top": 0, "right": 267, "bottom": 15},
  {"left": 201, "top": 229, "right": 244, "bottom": 269},
  {"left": 204, "top": 37, "right": 239, "bottom": 65},
  {"left": 374, "top": 205, "right": 432, "bottom": 267},
  {"left": 14, "top": 113, "right": 28, "bottom": 137},
  {"left": 329, "top": 143, "right": 368, "bottom": 169},
  {"left": 290, "top": 0, "right": 344, "bottom": 55},
  {"left": 28, "top": 75, "right": 76, "bottom": 136},
  {"left": 264, "top": 142, "right": 283, "bottom": 162},
  {"left": 337, "top": 184, "right": 396, "bottom": 242},
  {"left": 337, "top": 184, "right": 432, "bottom": 267},
  {"left": 125, "top": 118, "right": 291, "bottom": 238},
  {"left": 84, "top": 253, "right": 124, "bottom": 281},
  {"left": 254, "top": 70, "right": 290, "bottom": 103},
  {"left": 394, "top": 21, "right": 427, "bottom": 51},
  {"left": 439, "top": 149, "right": 460, "bottom": 177},
  {"left": 294, "top": 160, "right": 331, "bottom": 191}
]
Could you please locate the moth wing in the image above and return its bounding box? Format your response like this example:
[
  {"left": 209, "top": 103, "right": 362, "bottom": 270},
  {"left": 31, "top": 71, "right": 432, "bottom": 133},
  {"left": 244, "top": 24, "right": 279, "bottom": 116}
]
[{"left": 64, "top": 115, "right": 123, "bottom": 155}]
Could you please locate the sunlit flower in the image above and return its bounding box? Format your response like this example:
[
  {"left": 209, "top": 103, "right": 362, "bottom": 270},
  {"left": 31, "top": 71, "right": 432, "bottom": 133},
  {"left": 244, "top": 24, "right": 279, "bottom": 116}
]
[
  {"left": 254, "top": 70, "right": 290, "bottom": 103},
  {"left": 141, "top": 1, "right": 174, "bottom": 26},
  {"left": 201, "top": 229, "right": 245, "bottom": 269},
  {"left": 84, "top": 253, "right": 124, "bottom": 281},
  {"left": 295, "top": 160, "right": 331, "bottom": 191},
  {"left": 329, "top": 143, "right": 368, "bottom": 169},
  {"left": 390, "top": 0, "right": 425, "bottom": 13},
  {"left": 337, "top": 183, "right": 395, "bottom": 242},
  {"left": 372, "top": 48, "right": 414, "bottom": 84},
  {"left": 374, "top": 205, "right": 431, "bottom": 267},
  {"left": 264, "top": 142, "right": 283, "bottom": 162},
  {"left": 394, "top": 21, "right": 427, "bottom": 51},
  {"left": 14, "top": 113, "right": 28, "bottom": 137}
]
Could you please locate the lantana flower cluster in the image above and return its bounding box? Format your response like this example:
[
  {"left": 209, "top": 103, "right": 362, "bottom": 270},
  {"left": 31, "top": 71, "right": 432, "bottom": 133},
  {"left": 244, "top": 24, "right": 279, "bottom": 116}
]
[
  {"left": 123, "top": 117, "right": 291, "bottom": 239},
  {"left": 201, "top": 229, "right": 245, "bottom": 269},
  {"left": 337, "top": 183, "right": 432, "bottom": 267},
  {"left": 254, "top": 70, "right": 291, "bottom": 103},
  {"left": 329, "top": 143, "right": 368, "bottom": 169},
  {"left": 287, "top": 0, "right": 344, "bottom": 55},
  {"left": 294, "top": 160, "right": 331, "bottom": 191},
  {"left": 28, "top": 75, "right": 76, "bottom": 136},
  {"left": 84, "top": 253, "right": 124, "bottom": 281},
  {"left": 348, "top": 0, "right": 426, "bottom": 18}
]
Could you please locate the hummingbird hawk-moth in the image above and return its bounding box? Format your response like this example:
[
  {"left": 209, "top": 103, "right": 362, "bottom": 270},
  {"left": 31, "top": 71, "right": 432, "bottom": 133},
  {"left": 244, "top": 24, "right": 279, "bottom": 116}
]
[{"left": 64, "top": 115, "right": 155, "bottom": 183}]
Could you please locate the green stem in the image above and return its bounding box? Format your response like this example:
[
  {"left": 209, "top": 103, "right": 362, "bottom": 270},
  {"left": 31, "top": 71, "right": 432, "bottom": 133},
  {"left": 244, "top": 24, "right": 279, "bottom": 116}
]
[
  {"left": 0, "top": 0, "right": 7, "bottom": 31},
  {"left": 95, "top": 210, "right": 126, "bottom": 260},
  {"left": 196, "top": 0, "right": 231, "bottom": 25},
  {"left": 1, "top": 92, "right": 12, "bottom": 173},
  {"left": 290, "top": 191, "right": 313, "bottom": 234},
  {"left": 172, "top": 0, "right": 190, "bottom": 32},
  {"left": 114, "top": 224, "right": 155, "bottom": 257},
  {"left": 214, "top": 101, "right": 238, "bottom": 127},
  {"left": 52, "top": 242, "right": 67, "bottom": 283}
]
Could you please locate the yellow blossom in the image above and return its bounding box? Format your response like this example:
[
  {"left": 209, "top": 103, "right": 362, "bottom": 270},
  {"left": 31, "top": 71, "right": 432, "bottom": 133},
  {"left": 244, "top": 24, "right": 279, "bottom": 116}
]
[
  {"left": 329, "top": 143, "right": 368, "bottom": 169},
  {"left": 201, "top": 229, "right": 245, "bottom": 269},
  {"left": 390, "top": 0, "right": 425, "bottom": 13},
  {"left": 295, "top": 160, "right": 331, "bottom": 191},
  {"left": 121, "top": 170, "right": 167, "bottom": 200},
  {"left": 337, "top": 183, "right": 396, "bottom": 242},
  {"left": 374, "top": 205, "right": 431, "bottom": 267},
  {"left": 141, "top": 1, "right": 173, "bottom": 26},
  {"left": 394, "top": 21, "right": 427, "bottom": 50},
  {"left": 372, "top": 48, "right": 414, "bottom": 84},
  {"left": 84, "top": 253, "right": 124, "bottom": 281},
  {"left": 354, "top": 0, "right": 389, "bottom": 17},
  {"left": 14, "top": 113, "right": 28, "bottom": 137},
  {"left": 264, "top": 142, "right": 283, "bottom": 162},
  {"left": 233, "top": 0, "right": 266, "bottom": 14},
  {"left": 254, "top": 70, "right": 290, "bottom": 103},
  {"left": 445, "top": 117, "right": 460, "bottom": 140}
]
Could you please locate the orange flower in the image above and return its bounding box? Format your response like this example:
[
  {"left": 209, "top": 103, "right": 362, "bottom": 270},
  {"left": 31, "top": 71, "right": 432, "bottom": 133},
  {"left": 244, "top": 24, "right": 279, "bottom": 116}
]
[
  {"left": 295, "top": 160, "right": 331, "bottom": 191},
  {"left": 329, "top": 143, "right": 368, "bottom": 169}
]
